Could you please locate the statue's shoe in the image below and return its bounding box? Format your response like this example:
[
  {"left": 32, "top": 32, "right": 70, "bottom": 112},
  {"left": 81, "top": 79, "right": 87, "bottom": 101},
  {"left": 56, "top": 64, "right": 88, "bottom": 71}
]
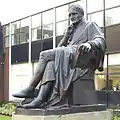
[
  {"left": 22, "top": 99, "right": 45, "bottom": 109},
  {"left": 12, "top": 87, "right": 34, "bottom": 98}
]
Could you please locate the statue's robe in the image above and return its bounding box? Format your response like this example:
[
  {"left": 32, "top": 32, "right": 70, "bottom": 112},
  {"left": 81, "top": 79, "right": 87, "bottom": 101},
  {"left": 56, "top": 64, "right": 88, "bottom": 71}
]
[{"left": 39, "top": 20, "right": 106, "bottom": 107}]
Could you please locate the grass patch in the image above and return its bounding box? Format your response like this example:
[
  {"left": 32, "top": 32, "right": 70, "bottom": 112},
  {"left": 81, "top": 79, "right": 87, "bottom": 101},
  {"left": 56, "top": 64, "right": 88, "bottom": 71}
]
[
  {"left": 113, "top": 116, "right": 120, "bottom": 120},
  {"left": 0, "top": 115, "right": 12, "bottom": 120}
]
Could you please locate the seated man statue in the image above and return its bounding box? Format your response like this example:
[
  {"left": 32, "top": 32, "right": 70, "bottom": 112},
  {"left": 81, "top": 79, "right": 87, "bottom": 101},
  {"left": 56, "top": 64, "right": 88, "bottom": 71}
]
[{"left": 13, "top": 4, "right": 106, "bottom": 109}]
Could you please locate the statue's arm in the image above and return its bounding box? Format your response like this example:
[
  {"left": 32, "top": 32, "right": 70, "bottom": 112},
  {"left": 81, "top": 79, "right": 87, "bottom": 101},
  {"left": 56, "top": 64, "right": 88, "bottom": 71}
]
[
  {"left": 57, "top": 33, "right": 69, "bottom": 47},
  {"left": 87, "top": 22, "right": 106, "bottom": 71},
  {"left": 87, "top": 22, "right": 106, "bottom": 51},
  {"left": 57, "top": 25, "right": 73, "bottom": 47}
]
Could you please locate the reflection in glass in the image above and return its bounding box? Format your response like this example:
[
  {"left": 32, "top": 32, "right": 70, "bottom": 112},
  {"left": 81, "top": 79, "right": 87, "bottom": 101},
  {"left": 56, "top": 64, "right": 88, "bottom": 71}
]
[
  {"left": 32, "top": 14, "right": 41, "bottom": 28},
  {"left": 107, "top": 53, "right": 120, "bottom": 91},
  {"left": 5, "top": 25, "right": 10, "bottom": 36},
  {"left": 109, "top": 74, "right": 120, "bottom": 91},
  {"left": 105, "top": 0, "right": 120, "bottom": 9},
  {"left": 11, "top": 34, "right": 20, "bottom": 45},
  {"left": 20, "top": 18, "right": 29, "bottom": 44},
  {"left": 108, "top": 65, "right": 120, "bottom": 74},
  {"left": 56, "top": 21, "right": 68, "bottom": 36},
  {"left": 106, "top": 7, "right": 120, "bottom": 26},
  {"left": 56, "top": 5, "right": 69, "bottom": 22},
  {"left": 87, "top": 0, "right": 103, "bottom": 13},
  {"left": 88, "top": 11, "right": 103, "bottom": 27},
  {"left": 20, "top": 28, "right": 29, "bottom": 43},
  {"left": 11, "top": 21, "right": 20, "bottom": 45},
  {"left": 32, "top": 27, "right": 42, "bottom": 41},
  {"left": 5, "top": 37, "right": 9, "bottom": 47},
  {"left": 11, "top": 21, "right": 20, "bottom": 34},
  {"left": 42, "top": 9, "right": 54, "bottom": 25},
  {"left": 42, "top": 24, "right": 53, "bottom": 39}
]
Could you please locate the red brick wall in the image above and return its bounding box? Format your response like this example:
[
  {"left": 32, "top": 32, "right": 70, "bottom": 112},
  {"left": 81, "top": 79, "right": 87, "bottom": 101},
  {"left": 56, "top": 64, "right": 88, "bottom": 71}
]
[
  {"left": 0, "top": 57, "right": 4, "bottom": 101},
  {"left": 3, "top": 48, "right": 9, "bottom": 101}
]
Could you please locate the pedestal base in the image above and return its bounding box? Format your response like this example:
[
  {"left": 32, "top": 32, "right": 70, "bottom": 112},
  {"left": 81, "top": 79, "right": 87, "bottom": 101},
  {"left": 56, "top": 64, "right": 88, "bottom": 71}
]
[
  {"left": 12, "top": 110, "right": 112, "bottom": 120},
  {"left": 15, "top": 104, "right": 106, "bottom": 115}
]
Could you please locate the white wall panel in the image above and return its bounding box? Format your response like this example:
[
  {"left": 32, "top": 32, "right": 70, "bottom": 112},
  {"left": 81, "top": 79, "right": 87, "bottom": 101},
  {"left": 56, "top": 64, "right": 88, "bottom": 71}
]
[
  {"left": 109, "top": 53, "right": 120, "bottom": 65},
  {"left": 9, "top": 63, "right": 32, "bottom": 100}
]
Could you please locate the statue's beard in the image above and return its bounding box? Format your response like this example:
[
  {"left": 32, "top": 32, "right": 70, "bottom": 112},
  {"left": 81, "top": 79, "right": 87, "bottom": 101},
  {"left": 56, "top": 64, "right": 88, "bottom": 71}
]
[{"left": 72, "top": 18, "right": 83, "bottom": 25}]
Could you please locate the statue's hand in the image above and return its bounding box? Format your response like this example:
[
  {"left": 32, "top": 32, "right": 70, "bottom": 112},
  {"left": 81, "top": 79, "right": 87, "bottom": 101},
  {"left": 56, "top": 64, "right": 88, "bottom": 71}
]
[{"left": 78, "top": 42, "right": 91, "bottom": 55}]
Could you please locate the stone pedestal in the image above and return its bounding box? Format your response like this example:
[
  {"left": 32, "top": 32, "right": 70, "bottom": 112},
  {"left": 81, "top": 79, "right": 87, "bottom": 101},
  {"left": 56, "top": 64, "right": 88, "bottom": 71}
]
[
  {"left": 12, "top": 110, "right": 112, "bottom": 120},
  {"left": 12, "top": 104, "right": 112, "bottom": 120}
]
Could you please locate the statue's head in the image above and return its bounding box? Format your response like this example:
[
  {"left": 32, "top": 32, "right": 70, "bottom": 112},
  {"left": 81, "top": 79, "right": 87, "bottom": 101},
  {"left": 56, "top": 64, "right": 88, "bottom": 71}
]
[{"left": 68, "top": 4, "right": 84, "bottom": 24}]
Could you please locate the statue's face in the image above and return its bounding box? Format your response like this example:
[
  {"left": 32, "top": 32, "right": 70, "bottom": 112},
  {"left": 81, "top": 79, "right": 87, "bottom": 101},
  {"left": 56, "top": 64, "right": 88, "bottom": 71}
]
[{"left": 69, "top": 9, "right": 83, "bottom": 24}]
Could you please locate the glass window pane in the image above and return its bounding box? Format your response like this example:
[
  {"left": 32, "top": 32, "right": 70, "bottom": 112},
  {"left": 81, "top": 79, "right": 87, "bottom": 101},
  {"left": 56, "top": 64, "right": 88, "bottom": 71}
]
[
  {"left": 42, "top": 24, "right": 53, "bottom": 39},
  {"left": 20, "top": 30, "right": 29, "bottom": 44},
  {"left": 88, "top": 11, "right": 103, "bottom": 27},
  {"left": 11, "top": 21, "right": 20, "bottom": 34},
  {"left": 11, "top": 34, "right": 20, "bottom": 45},
  {"left": 20, "top": 17, "right": 30, "bottom": 28},
  {"left": 32, "top": 29, "right": 37, "bottom": 41},
  {"left": 56, "top": 21, "right": 68, "bottom": 36},
  {"left": 32, "top": 28, "right": 42, "bottom": 41},
  {"left": 11, "top": 35, "right": 15, "bottom": 45},
  {"left": 70, "top": 0, "right": 87, "bottom": 19},
  {"left": 42, "top": 9, "right": 54, "bottom": 25},
  {"left": 87, "top": 0, "right": 103, "bottom": 13},
  {"left": 32, "top": 14, "right": 41, "bottom": 28},
  {"left": 109, "top": 74, "right": 120, "bottom": 91},
  {"left": 106, "top": 7, "right": 120, "bottom": 26},
  {"left": 105, "top": 0, "right": 120, "bottom": 9},
  {"left": 106, "top": 24, "right": 120, "bottom": 52},
  {"left": 20, "top": 18, "right": 30, "bottom": 43},
  {"left": 11, "top": 21, "right": 20, "bottom": 46},
  {"left": 108, "top": 53, "right": 120, "bottom": 90},
  {"left": 5, "top": 36, "right": 9, "bottom": 47},
  {"left": 108, "top": 53, "right": 120, "bottom": 66},
  {"left": 4, "top": 25, "right": 10, "bottom": 36},
  {"left": 108, "top": 65, "right": 120, "bottom": 74},
  {"left": 56, "top": 5, "right": 69, "bottom": 22}
]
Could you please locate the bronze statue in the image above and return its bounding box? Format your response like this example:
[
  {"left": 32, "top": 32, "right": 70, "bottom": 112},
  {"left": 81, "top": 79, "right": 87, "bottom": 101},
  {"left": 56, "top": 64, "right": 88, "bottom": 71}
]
[{"left": 13, "top": 4, "right": 106, "bottom": 109}]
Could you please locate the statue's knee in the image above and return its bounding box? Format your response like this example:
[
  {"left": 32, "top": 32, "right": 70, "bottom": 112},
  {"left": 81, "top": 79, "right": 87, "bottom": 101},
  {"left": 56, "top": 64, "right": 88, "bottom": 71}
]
[{"left": 39, "top": 51, "right": 45, "bottom": 59}]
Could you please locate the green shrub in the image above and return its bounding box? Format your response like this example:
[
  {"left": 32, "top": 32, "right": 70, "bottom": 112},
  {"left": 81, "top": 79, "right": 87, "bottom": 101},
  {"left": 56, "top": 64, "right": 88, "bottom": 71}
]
[{"left": 0, "top": 103, "right": 16, "bottom": 116}]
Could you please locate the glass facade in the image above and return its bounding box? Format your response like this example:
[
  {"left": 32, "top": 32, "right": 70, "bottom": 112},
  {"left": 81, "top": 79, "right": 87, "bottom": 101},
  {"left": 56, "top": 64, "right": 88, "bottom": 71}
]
[
  {"left": 105, "top": 0, "right": 120, "bottom": 9},
  {"left": 31, "top": 13, "right": 42, "bottom": 41},
  {"left": 56, "top": 21, "right": 68, "bottom": 36},
  {"left": 87, "top": 0, "right": 103, "bottom": 13},
  {"left": 106, "top": 7, "right": 120, "bottom": 26},
  {"left": 11, "top": 17, "right": 29, "bottom": 45},
  {"left": 56, "top": 4, "right": 69, "bottom": 36},
  {"left": 56, "top": 5, "right": 68, "bottom": 22},
  {"left": 88, "top": 11, "right": 104, "bottom": 27},
  {"left": 2, "top": 0, "right": 120, "bottom": 107},
  {"left": 42, "top": 9, "right": 54, "bottom": 39}
]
